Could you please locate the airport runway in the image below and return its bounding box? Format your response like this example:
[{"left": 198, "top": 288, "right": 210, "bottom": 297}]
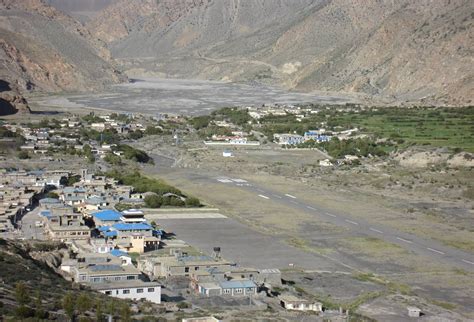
[{"left": 208, "top": 175, "right": 474, "bottom": 271}]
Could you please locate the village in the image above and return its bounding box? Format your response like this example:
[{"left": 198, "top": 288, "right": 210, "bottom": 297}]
[{"left": 0, "top": 110, "right": 356, "bottom": 321}]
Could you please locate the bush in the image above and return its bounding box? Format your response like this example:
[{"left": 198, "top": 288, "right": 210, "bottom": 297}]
[
  {"left": 185, "top": 197, "right": 201, "bottom": 207},
  {"left": 144, "top": 195, "right": 162, "bottom": 208},
  {"left": 18, "top": 151, "right": 30, "bottom": 159},
  {"left": 46, "top": 192, "right": 59, "bottom": 199},
  {"left": 116, "top": 144, "right": 152, "bottom": 164}
]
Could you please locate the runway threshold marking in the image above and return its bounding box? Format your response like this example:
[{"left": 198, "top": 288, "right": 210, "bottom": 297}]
[
  {"left": 258, "top": 194, "right": 270, "bottom": 200},
  {"left": 285, "top": 194, "right": 297, "bottom": 199},
  {"left": 427, "top": 247, "right": 445, "bottom": 255}
]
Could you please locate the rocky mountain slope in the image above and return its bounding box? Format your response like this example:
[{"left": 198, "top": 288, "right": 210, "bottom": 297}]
[
  {"left": 0, "top": 0, "right": 125, "bottom": 93},
  {"left": 88, "top": 0, "right": 473, "bottom": 105}
]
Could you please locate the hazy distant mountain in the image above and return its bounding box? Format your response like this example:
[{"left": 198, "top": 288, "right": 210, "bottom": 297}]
[
  {"left": 0, "top": 0, "right": 125, "bottom": 92},
  {"left": 88, "top": 0, "right": 474, "bottom": 105}
]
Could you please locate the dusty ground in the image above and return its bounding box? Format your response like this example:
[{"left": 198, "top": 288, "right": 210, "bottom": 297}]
[{"left": 136, "top": 136, "right": 474, "bottom": 319}]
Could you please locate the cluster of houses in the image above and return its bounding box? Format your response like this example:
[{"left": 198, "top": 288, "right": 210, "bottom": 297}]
[
  {"left": 0, "top": 169, "right": 69, "bottom": 233},
  {"left": 2, "top": 113, "right": 149, "bottom": 157},
  {"left": 274, "top": 130, "right": 333, "bottom": 146}
]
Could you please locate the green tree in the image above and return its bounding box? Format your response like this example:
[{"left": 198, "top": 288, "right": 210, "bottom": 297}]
[
  {"left": 144, "top": 194, "right": 162, "bottom": 208},
  {"left": 46, "top": 191, "right": 60, "bottom": 199},
  {"left": 76, "top": 293, "right": 91, "bottom": 315},
  {"left": 15, "top": 282, "right": 30, "bottom": 305},
  {"left": 62, "top": 293, "right": 75, "bottom": 321},
  {"left": 120, "top": 303, "right": 131, "bottom": 322},
  {"left": 95, "top": 300, "right": 104, "bottom": 322},
  {"left": 34, "top": 290, "right": 47, "bottom": 319},
  {"left": 18, "top": 150, "right": 30, "bottom": 159},
  {"left": 185, "top": 197, "right": 201, "bottom": 207}
]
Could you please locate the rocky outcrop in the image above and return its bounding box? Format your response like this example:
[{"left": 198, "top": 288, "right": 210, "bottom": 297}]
[
  {"left": 0, "top": 0, "right": 126, "bottom": 93},
  {"left": 88, "top": 0, "right": 473, "bottom": 105},
  {"left": 0, "top": 80, "right": 30, "bottom": 115}
]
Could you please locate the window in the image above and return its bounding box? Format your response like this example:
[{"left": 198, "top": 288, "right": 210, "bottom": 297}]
[
  {"left": 127, "top": 275, "right": 136, "bottom": 280},
  {"left": 195, "top": 267, "right": 199, "bottom": 271},
  {"left": 184, "top": 267, "right": 189, "bottom": 273},
  {"left": 105, "top": 291, "right": 111, "bottom": 295},
  {"left": 115, "top": 276, "right": 121, "bottom": 281},
  {"left": 123, "top": 289, "right": 130, "bottom": 294},
  {"left": 148, "top": 288, "right": 155, "bottom": 293},
  {"left": 235, "top": 288, "right": 243, "bottom": 294},
  {"left": 92, "top": 277, "right": 101, "bottom": 283},
  {"left": 137, "top": 289, "right": 143, "bottom": 293},
  {"left": 223, "top": 289, "right": 231, "bottom": 294}
]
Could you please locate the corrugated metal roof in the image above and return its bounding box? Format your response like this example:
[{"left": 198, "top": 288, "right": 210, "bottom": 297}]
[
  {"left": 112, "top": 222, "right": 151, "bottom": 231},
  {"left": 219, "top": 280, "right": 256, "bottom": 289},
  {"left": 92, "top": 209, "right": 122, "bottom": 221}
]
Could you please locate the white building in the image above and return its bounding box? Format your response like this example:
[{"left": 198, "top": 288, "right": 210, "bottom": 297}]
[
  {"left": 92, "top": 281, "right": 161, "bottom": 304},
  {"left": 280, "top": 295, "right": 322, "bottom": 312}
]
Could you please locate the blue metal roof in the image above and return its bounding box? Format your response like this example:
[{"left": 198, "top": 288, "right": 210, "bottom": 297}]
[
  {"left": 110, "top": 249, "right": 129, "bottom": 257},
  {"left": 219, "top": 280, "right": 257, "bottom": 289},
  {"left": 40, "top": 210, "right": 52, "bottom": 217},
  {"left": 112, "top": 222, "right": 152, "bottom": 231},
  {"left": 104, "top": 231, "right": 118, "bottom": 237},
  {"left": 92, "top": 209, "right": 122, "bottom": 221},
  {"left": 97, "top": 225, "right": 111, "bottom": 232}
]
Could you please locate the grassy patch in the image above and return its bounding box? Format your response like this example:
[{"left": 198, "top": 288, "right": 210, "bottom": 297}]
[
  {"left": 287, "top": 238, "right": 332, "bottom": 255},
  {"left": 431, "top": 300, "right": 457, "bottom": 310}
]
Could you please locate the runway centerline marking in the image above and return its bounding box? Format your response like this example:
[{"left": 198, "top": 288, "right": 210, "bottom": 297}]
[
  {"left": 427, "top": 247, "right": 445, "bottom": 255},
  {"left": 306, "top": 206, "right": 316, "bottom": 210},
  {"left": 462, "top": 259, "right": 474, "bottom": 265},
  {"left": 370, "top": 228, "right": 383, "bottom": 234},
  {"left": 285, "top": 194, "right": 297, "bottom": 199},
  {"left": 396, "top": 237, "right": 413, "bottom": 244},
  {"left": 326, "top": 213, "right": 337, "bottom": 218},
  {"left": 345, "top": 219, "right": 359, "bottom": 225},
  {"left": 258, "top": 194, "right": 270, "bottom": 200}
]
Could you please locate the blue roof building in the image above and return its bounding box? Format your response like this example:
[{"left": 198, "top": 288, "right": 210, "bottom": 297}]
[
  {"left": 110, "top": 249, "right": 129, "bottom": 257},
  {"left": 92, "top": 210, "right": 122, "bottom": 224}
]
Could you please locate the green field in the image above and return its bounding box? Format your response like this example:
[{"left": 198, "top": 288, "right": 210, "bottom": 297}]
[{"left": 259, "top": 106, "right": 474, "bottom": 152}]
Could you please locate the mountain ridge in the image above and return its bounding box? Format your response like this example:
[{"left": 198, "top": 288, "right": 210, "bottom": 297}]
[
  {"left": 0, "top": 0, "right": 126, "bottom": 94},
  {"left": 87, "top": 0, "right": 473, "bottom": 106}
]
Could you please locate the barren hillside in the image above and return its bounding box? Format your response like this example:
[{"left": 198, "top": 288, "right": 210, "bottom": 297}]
[
  {"left": 88, "top": 0, "right": 474, "bottom": 105},
  {"left": 0, "top": 0, "right": 125, "bottom": 93}
]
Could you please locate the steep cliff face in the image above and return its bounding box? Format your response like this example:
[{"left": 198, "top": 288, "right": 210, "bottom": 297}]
[
  {"left": 88, "top": 0, "right": 473, "bottom": 105},
  {"left": 0, "top": 0, "right": 126, "bottom": 93}
]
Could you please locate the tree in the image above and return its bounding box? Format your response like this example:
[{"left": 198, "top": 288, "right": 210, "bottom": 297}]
[
  {"left": 18, "top": 150, "right": 30, "bottom": 159},
  {"left": 95, "top": 300, "right": 104, "bottom": 322},
  {"left": 120, "top": 303, "right": 131, "bottom": 322},
  {"left": 46, "top": 191, "right": 60, "bottom": 199},
  {"left": 34, "top": 290, "right": 47, "bottom": 319},
  {"left": 185, "top": 197, "right": 201, "bottom": 207},
  {"left": 15, "top": 282, "right": 30, "bottom": 305},
  {"left": 62, "top": 293, "right": 75, "bottom": 321},
  {"left": 76, "top": 293, "right": 91, "bottom": 315},
  {"left": 144, "top": 194, "right": 162, "bottom": 208}
]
